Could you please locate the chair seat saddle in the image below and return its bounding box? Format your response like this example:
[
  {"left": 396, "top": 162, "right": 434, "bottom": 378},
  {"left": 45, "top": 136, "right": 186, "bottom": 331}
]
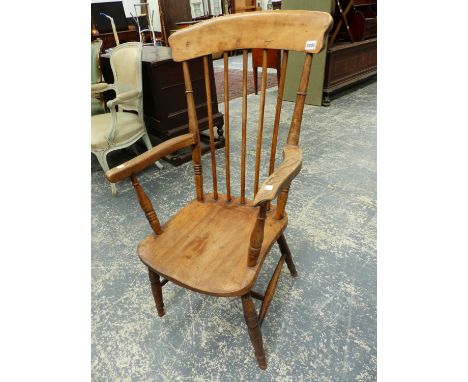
[{"left": 138, "top": 194, "right": 288, "bottom": 297}]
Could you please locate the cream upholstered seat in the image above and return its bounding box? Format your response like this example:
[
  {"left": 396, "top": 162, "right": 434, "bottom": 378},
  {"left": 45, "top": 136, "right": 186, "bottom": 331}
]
[
  {"left": 91, "top": 112, "right": 142, "bottom": 151},
  {"left": 91, "top": 42, "right": 163, "bottom": 195}
]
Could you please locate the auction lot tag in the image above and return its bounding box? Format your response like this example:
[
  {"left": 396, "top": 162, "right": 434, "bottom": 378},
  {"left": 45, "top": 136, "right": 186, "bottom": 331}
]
[{"left": 305, "top": 40, "right": 317, "bottom": 50}]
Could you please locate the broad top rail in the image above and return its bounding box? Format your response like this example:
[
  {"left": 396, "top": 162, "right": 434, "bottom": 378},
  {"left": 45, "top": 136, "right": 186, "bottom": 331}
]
[{"left": 168, "top": 11, "right": 333, "bottom": 62}]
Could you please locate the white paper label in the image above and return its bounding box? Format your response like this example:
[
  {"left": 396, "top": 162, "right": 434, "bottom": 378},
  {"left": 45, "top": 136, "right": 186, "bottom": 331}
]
[
  {"left": 265, "top": 185, "right": 274, "bottom": 191},
  {"left": 305, "top": 40, "right": 317, "bottom": 50}
]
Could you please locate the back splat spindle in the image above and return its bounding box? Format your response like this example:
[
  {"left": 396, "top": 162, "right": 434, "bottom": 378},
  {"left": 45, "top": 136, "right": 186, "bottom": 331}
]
[
  {"left": 203, "top": 55, "right": 218, "bottom": 199},
  {"left": 253, "top": 49, "right": 268, "bottom": 197},
  {"left": 182, "top": 61, "right": 204, "bottom": 202},
  {"left": 240, "top": 49, "right": 248, "bottom": 204},
  {"left": 223, "top": 51, "right": 231, "bottom": 201}
]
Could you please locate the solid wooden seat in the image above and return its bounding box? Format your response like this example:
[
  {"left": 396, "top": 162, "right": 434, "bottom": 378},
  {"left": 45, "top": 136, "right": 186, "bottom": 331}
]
[
  {"left": 105, "top": 11, "right": 333, "bottom": 370},
  {"left": 138, "top": 194, "right": 288, "bottom": 296}
]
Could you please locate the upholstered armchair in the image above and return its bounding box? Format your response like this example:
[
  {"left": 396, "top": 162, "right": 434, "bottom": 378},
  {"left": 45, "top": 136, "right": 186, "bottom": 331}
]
[
  {"left": 91, "top": 39, "right": 106, "bottom": 116},
  {"left": 91, "top": 42, "right": 163, "bottom": 196}
]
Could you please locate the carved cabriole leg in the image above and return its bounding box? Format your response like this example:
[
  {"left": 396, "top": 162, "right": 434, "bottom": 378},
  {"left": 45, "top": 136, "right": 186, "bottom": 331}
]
[
  {"left": 148, "top": 269, "right": 165, "bottom": 317},
  {"left": 130, "top": 174, "right": 163, "bottom": 235},
  {"left": 275, "top": 184, "right": 290, "bottom": 220},
  {"left": 277, "top": 234, "right": 298, "bottom": 277},
  {"left": 248, "top": 204, "right": 267, "bottom": 267},
  {"left": 242, "top": 293, "right": 267, "bottom": 370}
]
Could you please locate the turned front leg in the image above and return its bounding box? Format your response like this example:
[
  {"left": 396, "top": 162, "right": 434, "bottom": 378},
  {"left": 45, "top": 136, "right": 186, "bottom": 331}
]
[
  {"left": 242, "top": 293, "right": 267, "bottom": 370},
  {"left": 148, "top": 269, "right": 165, "bottom": 317}
]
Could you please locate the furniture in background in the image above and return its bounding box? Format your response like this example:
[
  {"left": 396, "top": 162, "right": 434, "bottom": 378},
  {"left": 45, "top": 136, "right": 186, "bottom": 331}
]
[
  {"left": 322, "top": 0, "right": 377, "bottom": 105},
  {"left": 323, "top": 36, "right": 376, "bottom": 105},
  {"left": 329, "top": 0, "right": 354, "bottom": 46},
  {"left": 91, "top": 1, "right": 139, "bottom": 50},
  {"left": 91, "top": 39, "right": 106, "bottom": 116},
  {"left": 252, "top": 48, "right": 281, "bottom": 95},
  {"left": 92, "top": 29, "right": 140, "bottom": 51},
  {"left": 272, "top": 0, "right": 282, "bottom": 10},
  {"left": 230, "top": 0, "right": 260, "bottom": 13},
  {"left": 329, "top": 0, "right": 376, "bottom": 46},
  {"left": 282, "top": 0, "right": 376, "bottom": 106},
  {"left": 100, "top": 46, "right": 224, "bottom": 166},
  {"left": 158, "top": 0, "right": 193, "bottom": 43},
  {"left": 91, "top": 42, "right": 163, "bottom": 196},
  {"left": 132, "top": 2, "right": 159, "bottom": 46},
  {"left": 105, "top": 10, "right": 333, "bottom": 369}
]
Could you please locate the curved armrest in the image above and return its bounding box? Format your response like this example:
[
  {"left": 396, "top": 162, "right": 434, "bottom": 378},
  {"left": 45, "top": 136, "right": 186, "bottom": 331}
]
[
  {"left": 91, "top": 82, "right": 112, "bottom": 93},
  {"left": 106, "top": 133, "right": 196, "bottom": 183},
  {"left": 253, "top": 145, "right": 302, "bottom": 206},
  {"left": 106, "top": 89, "right": 141, "bottom": 108}
]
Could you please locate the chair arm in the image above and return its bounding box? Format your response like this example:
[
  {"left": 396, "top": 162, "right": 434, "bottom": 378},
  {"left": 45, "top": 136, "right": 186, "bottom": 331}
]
[
  {"left": 106, "top": 133, "right": 196, "bottom": 183},
  {"left": 106, "top": 89, "right": 141, "bottom": 108},
  {"left": 91, "top": 82, "right": 112, "bottom": 93},
  {"left": 252, "top": 145, "right": 302, "bottom": 206}
]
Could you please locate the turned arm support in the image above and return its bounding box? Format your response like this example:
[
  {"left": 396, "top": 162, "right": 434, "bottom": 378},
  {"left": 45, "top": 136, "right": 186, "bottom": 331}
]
[
  {"left": 105, "top": 133, "right": 196, "bottom": 236},
  {"left": 106, "top": 133, "right": 196, "bottom": 183},
  {"left": 248, "top": 145, "right": 302, "bottom": 267},
  {"left": 252, "top": 145, "right": 302, "bottom": 207}
]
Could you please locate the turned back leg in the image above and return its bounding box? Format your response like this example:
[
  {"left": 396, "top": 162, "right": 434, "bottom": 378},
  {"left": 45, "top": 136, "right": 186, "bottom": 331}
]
[
  {"left": 148, "top": 268, "right": 165, "bottom": 317},
  {"left": 277, "top": 234, "right": 298, "bottom": 277}
]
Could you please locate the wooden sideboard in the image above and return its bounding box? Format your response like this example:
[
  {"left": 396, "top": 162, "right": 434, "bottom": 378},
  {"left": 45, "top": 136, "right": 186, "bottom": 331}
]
[
  {"left": 322, "top": 38, "right": 377, "bottom": 105},
  {"left": 100, "top": 46, "right": 224, "bottom": 166}
]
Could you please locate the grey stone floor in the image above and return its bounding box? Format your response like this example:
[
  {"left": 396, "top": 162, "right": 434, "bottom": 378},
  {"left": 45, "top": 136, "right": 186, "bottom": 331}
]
[{"left": 92, "top": 81, "right": 377, "bottom": 381}]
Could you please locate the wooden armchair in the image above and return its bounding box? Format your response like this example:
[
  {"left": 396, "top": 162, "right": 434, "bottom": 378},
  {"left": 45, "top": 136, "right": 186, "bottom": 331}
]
[{"left": 106, "top": 11, "right": 333, "bottom": 369}]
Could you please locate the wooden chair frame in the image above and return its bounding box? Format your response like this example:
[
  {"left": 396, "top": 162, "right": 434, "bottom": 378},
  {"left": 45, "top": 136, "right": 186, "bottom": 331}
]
[{"left": 105, "top": 11, "right": 333, "bottom": 369}]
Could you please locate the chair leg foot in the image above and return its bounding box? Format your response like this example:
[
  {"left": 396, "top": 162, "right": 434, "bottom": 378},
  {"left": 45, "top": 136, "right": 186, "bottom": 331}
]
[
  {"left": 141, "top": 133, "right": 164, "bottom": 170},
  {"left": 94, "top": 151, "right": 117, "bottom": 196},
  {"left": 242, "top": 293, "right": 267, "bottom": 370},
  {"left": 148, "top": 269, "right": 165, "bottom": 317},
  {"left": 277, "top": 234, "right": 298, "bottom": 277}
]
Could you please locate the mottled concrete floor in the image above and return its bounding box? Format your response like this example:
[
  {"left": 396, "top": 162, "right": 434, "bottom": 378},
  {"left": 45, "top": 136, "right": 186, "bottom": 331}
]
[{"left": 92, "top": 81, "right": 377, "bottom": 381}]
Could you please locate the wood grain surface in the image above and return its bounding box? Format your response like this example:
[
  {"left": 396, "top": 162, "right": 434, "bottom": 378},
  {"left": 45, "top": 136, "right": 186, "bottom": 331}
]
[
  {"left": 138, "top": 194, "right": 288, "bottom": 297},
  {"left": 169, "top": 11, "right": 333, "bottom": 61}
]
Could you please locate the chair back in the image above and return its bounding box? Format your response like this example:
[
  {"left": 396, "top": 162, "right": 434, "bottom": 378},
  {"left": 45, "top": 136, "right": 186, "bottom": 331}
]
[
  {"left": 168, "top": 11, "right": 333, "bottom": 204},
  {"left": 110, "top": 42, "right": 143, "bottom": 113},
  {"left": 91, "top": 38, "right": 103, "bottom": 84}
]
